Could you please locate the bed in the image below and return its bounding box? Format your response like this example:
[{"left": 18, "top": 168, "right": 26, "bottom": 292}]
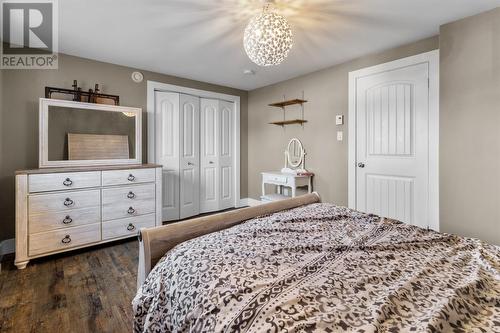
[{"left": 133, "top": 193, "right": 500, "bottom": 332}]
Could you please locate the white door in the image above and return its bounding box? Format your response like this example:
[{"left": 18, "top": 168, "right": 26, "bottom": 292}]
[
  {"left": 355, "top": 62, "right": 430, "bottom": 228},
  {"left": 200, "top": 98, "right": 219, "bottom": 213},
  {"left": 155, "top": 91, "right": 180, "bottom": 220},
  {"left": 179, "top": 94, "right": 200, "bottom": 219},
  {"left": 219, "top": 100, "right": 234, "bottom": 210}
]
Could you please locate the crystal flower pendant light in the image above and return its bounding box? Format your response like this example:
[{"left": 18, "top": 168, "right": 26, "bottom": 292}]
[{"left": 243, "top": 1, "right": 293, "bottom": 66}]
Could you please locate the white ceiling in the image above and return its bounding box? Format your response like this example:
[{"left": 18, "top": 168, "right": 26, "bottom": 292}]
[{"left": 59, "top": 0, "right": 500, "bottom": 90}]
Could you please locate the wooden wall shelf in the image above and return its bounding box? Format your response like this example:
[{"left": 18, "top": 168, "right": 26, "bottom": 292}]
[
  {"left": 268, "top": 99, "right": 307, "bottom": 108},
  {"left": 269, "top": 95, "right": 307, "bottom": 127},
  {"left": 270, "top": 119, "right": 308, "bottom": 126}
]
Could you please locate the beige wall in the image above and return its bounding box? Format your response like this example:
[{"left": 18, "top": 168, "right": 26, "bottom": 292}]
[
  {"left": 440, "top": 8, "right": 500, "bottom": 245},
  {"left": 247, "top": 36, "right": 439, "bottom": 205},
  {"left": 0, "top": 53, "right": 248, "bottom": 241}
]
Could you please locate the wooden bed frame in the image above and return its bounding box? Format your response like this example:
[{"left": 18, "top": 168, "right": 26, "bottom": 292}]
[{"left": 137, "top": 193, "right": 321, "bottom": 286}]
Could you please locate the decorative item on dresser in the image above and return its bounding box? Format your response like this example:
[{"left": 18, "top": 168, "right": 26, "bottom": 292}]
[
  {"left": 15, "top": 164, "right": 162, "bottom": 269},
  {"left": 45, "top": 80, "right": 120, "bottom": 105}
]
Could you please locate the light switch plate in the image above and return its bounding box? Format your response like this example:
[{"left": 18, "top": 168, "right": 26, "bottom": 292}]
[
  {"left": 337, "top": 131, "right": 343, "bottom": 141},
  {"left": 335, "top": 115, "right": 344, "bottom": 125}
]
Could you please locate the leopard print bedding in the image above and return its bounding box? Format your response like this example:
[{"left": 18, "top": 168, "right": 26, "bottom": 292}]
[{"left": 133, "top": 203, "right": 500, "bottom": 332}]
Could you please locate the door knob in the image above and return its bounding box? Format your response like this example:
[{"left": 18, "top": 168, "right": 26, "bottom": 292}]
[
  {"left": 209, "top": 161, "right": 214, "bottom": 164},
  {"left": 358, "top": 162, "right": 365, "bottom": 168},
  {"left": 188, "top": 162, "right": 194, "bottom": 166}
]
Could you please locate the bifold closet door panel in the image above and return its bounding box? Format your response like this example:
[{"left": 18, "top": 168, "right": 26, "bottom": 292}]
[
  {"left": 155, "top": 91, "right": 180, "bottom": 220},
  {"left": 179, "top": 93, "right": 200, "bottom": 219},
  {"left": 153, "top": 91, "right": 236, "bottom": 221},
  {"left": 200, "top": 98, "right": 220, "bottom": 213},
  {"left": 219, "top": 100, "right": 235, "bottom": 210}
]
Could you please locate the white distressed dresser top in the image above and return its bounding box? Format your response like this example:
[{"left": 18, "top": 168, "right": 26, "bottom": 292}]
[{"left": 16, "top": 163, "right": 162, "bottom": 175}]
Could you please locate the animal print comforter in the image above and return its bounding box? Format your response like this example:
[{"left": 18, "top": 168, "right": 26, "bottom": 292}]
[{"left": 133, "top": 203, "right": 500, "bottom": 332}]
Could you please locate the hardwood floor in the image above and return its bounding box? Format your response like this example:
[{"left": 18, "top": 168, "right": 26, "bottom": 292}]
[{"left": 0, "top": 240, "right": 138, "bottom": 333}]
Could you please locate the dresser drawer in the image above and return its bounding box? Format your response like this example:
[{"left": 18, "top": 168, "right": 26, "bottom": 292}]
[
  {"left": 29, "top": 207, "right": 100, "bottom": 234},
  {"left": 102, "top": 168, "right": 155, "bottom": 186},
  {"left": 29, "top": 189, "right": 100, "bottom": 213},
  {"left": 102, "top": 214, "right": 155, "bottom": 240},
  {"left": 263, "top": 174, "right": 289, "bottom": 184},
  {"left": 29, "top": 171, "right": 101, "bottom": 193},
  {"left": 29, "top": 224, "right": 101, "bottom": 256},
  {"left": 102, "top": 184, "right": 155, "bottom": 221}
]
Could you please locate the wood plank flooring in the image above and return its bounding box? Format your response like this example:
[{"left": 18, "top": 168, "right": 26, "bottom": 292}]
[{"left": 0, "top": 240, "right": 138, "bottom": 333}]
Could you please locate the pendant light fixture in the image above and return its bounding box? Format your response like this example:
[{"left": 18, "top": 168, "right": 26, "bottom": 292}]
[{"left": 243, "top": 1, "right": 293, "bottom": 66}]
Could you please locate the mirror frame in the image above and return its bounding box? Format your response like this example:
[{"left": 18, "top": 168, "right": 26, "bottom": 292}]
[
  {"left": 286, "top": 138, "right": 305, "bottom": 168},
  {"left": 39, "top": 98, "right": 142, "bottom": 168}
]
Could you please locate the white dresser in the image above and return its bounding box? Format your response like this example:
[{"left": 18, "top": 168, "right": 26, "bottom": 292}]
[{"left": 15, "top": 164, "right": 162, "bottom": 269}]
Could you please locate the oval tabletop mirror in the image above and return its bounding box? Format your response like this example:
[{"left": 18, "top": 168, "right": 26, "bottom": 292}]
[
  {"left": 286, "top": 138, "right": 305, "bottom": 170},
  {"left": 281, "top": 138, "right": 306, "bottom": 173}
]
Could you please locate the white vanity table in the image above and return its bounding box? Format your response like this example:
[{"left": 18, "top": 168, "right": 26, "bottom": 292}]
[
  {"left": 261, "top": 172, "right": 312, "bottom": 201},
  {"left": 261, "top": 138, "right": 313, "bottom": 202}
]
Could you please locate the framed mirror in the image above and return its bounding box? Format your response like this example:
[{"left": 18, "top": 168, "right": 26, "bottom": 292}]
[
  {"left": 287, "top": 138, "right": 304, "bottom": 168},
  {"left": 285, "top": 138, "right": 305, "bottom": 169},
  {"left": 39, "top": 98, "right": 142, "bottom": 168}
]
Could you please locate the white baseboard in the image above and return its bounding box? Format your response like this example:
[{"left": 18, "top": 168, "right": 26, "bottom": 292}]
[
  {"left": 0, "top": 238, "right": 15, "bottom": 256},
  {"left": 238, "top": 197, "right": 264, "bottom": 207}
]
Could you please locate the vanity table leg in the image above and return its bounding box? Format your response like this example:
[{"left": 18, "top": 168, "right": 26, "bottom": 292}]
[
  {"left": 262, "top": 182, "right": 266, "bottom": 197},
  {"left": 308, "top": 177, "right": 312, "bottom": 193},
  {"left": 291, "top": 187, "right": 296, "bottom": 198}
]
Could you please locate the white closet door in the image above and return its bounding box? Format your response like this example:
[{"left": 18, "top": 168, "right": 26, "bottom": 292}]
[
  {"left": 219, "top": 100, "right": 234, "bottom": 210},
  {"left": 179, "top": 94, "right": 200, "bottom": 219},
  {"left": 200, "top": 98, "right": 219, "bottom": 213},
  {"left": 155, "top": 91, "right": 180, "bottom": 220}
]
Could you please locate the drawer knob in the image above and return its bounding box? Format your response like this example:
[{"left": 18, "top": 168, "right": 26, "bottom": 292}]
[
  {"left": 62, "top": 216, "right": 73, "bottom": 224},
  {"left": 61, "top": 235, "right": 71, "bottom": 244},
  {"left": 127, "top": 207, "right": 136, "bottom": 215},
  {"left": 127, "top": 174, "right": 136, "bottom": 181},
  {"left": 127, "top": 223, "right": 136, "bottom": 231},
  {"left": 63, "top": 178, "right": 73, "bottom": 186},
  {"left": 63, "top": 198, "right": 74, "bottom": 207},
  {"left": 127, "top": 191, "right": 136, "bottom": 199}
]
